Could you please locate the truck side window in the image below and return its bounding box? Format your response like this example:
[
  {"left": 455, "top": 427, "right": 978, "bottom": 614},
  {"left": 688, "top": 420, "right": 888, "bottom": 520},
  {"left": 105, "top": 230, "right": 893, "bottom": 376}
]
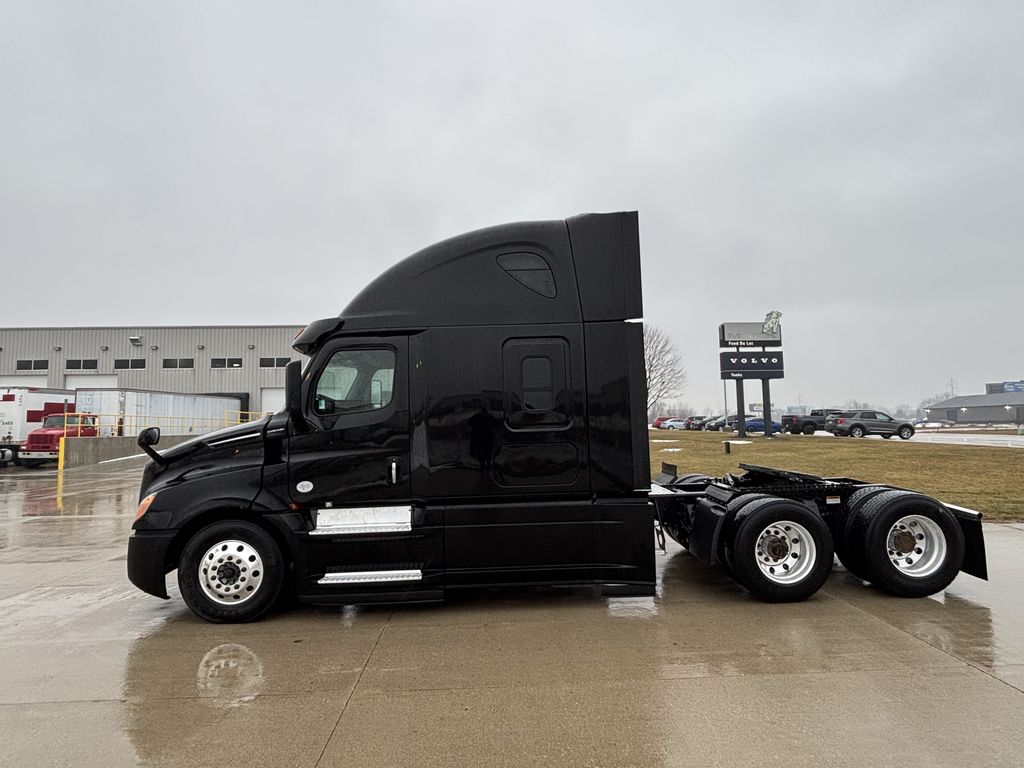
[
  {"left": 313, "top": 348, "right": 395, "bottom": 416},
  {"left": 503, "top": 338, "right": 569, "bottom": 430}
]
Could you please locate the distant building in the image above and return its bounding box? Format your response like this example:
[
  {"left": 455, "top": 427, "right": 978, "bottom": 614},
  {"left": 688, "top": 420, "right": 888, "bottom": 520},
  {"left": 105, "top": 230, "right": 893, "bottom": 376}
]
[
  {"left": 925, "top": 392, "right": 1024, "bottom": 425},
  {"left": 985, "top": 380, "right": 1024, "bottom": 394},
  {"left": 0, "top": 326, "right": 302, "bottom": 414}
]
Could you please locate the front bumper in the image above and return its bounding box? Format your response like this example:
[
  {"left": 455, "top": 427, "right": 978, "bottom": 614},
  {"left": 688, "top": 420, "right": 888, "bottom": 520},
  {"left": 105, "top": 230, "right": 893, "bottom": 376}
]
[
  {"left": 127, "top": 530, "right": 177, "bottom": 599},
  {"left": 19, "top": 450, "right": 59, "bottom": 460}
]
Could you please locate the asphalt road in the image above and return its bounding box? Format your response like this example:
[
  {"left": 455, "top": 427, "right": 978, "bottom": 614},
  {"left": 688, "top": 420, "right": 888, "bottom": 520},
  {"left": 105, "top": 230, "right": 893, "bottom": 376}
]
[
  {"left": 798, "top": 430, "right": 1024, "bottom": 448},
  {"left": 903, "top": 431, "right": 1024, "bottom": 448},
  {"left": 2, "top": 463, "right": 1023, "bottom": 767}
]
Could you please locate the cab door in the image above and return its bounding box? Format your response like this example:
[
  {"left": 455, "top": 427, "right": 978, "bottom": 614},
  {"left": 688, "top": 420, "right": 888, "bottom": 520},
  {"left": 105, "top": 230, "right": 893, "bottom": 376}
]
[
  {"left": 288, "top": 337, "right": 410, "bottom": 505},
  {"left": 287, "top": 336, "right": 441, "bottom": 598}
]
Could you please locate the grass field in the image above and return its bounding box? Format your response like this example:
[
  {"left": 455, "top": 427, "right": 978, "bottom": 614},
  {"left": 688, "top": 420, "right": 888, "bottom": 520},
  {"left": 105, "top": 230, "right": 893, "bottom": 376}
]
[{"left": 649, "top": 431, "right": 1024, "bottom": 521}]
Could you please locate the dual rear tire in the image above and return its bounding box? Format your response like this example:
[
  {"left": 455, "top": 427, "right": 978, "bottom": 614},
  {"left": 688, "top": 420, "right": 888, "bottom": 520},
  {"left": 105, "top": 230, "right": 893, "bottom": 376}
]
[
  {"left": 843, "top": 489, "right": 964, "bottom": 597},
  {"left": 725, "top": 497, "right": 834, "bottom": 602},
  {"left": 723, "top": 489, "right": 964, "bottom": 602}
]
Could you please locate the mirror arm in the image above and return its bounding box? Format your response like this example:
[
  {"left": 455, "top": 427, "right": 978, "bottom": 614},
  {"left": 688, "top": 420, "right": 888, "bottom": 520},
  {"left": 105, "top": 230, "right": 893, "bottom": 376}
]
[
  {"left": 136, "top": 428, "right": 166, "bottom": 466},
  {"left": 285, "top": 360, "right": 310, "bottom": 433}
]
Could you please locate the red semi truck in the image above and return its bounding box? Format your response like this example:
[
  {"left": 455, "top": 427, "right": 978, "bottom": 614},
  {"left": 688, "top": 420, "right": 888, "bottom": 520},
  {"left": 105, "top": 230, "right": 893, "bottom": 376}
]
[
  {"left": 19, "top": 413, "right": 100, "bottom": 467},
  {"left": 0, "top": 388, "right": 76, "bottom": 467}
]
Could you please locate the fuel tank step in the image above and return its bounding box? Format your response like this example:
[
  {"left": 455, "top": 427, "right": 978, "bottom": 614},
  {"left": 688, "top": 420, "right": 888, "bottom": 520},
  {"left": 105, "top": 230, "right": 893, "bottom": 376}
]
[{"left": 309, "top": 506, "right": 413, "bottom": 536}]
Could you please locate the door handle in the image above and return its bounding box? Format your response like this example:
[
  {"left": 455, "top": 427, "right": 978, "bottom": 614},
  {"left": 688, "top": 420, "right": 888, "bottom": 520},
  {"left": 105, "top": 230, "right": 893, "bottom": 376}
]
[{"left": 388, "top": 457, "right": 399, "bottom": 485}]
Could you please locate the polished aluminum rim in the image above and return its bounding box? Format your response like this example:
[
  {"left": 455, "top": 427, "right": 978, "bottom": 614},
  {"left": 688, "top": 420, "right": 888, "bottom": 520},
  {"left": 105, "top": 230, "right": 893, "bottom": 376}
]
[
  {"left": 886, "top": 515, "right": 946, "bottom": 577},
  {"left": 199, "top": 539, "right": 264, "bottom": 605},
  {"left": 755, "top": 521, "right": 816, "bottom": 584}
]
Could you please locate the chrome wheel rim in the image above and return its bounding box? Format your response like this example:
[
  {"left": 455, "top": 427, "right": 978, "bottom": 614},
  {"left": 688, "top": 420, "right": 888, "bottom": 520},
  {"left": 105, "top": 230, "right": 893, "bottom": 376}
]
[
  {"left": 755, "top": 521, "right": 816, "bottom": 584},
  {"left": 199, "top": 540, "right": 264, "bottom": 605},
  {"left": 886, "top": 515, "right": 946, "bottom": 577}
]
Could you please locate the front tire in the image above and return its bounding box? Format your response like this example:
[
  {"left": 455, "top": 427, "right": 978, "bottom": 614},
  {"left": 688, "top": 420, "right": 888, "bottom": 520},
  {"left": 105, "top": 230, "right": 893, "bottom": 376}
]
[
  {"left": 729, "top": 498, "right": 834, "bottom": 602},
  {"left": 178, "top": 521, "right": 284, "bottom": 623}
]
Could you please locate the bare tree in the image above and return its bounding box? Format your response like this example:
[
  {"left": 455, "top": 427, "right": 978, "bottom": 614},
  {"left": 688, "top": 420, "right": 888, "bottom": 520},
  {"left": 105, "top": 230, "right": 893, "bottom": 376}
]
[{"left": 644, "top": 324, "right": 688, "bottom": 415}]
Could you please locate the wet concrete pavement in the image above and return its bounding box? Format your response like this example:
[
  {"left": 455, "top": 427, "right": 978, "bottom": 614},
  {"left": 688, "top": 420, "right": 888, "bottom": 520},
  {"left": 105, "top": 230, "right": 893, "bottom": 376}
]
[{"left": 2, "top": 462, "right": 1023, "bottom": 767}]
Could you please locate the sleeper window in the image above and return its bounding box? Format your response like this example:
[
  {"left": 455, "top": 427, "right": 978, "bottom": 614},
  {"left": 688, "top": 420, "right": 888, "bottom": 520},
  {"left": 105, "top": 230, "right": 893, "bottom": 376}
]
[{"left": 503, "top": 338, "right": 570, "bottom": 430}]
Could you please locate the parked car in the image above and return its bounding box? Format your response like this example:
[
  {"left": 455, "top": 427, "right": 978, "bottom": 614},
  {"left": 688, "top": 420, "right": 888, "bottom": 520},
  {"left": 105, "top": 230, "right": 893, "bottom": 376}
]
[
  {"left": 705, "top": 414, "right": 756, "bottom": 432},
  {"left": 702, "top": 415, "right": 727, "bottom": 431},
  {"left": 825, "top": 410, "right": 915, "bottom": 439},
  {"left": 694, "top": 416, "right": 719, "bottom": 430},
  {"left": 662, "top": 418, "right": 689, "bottom": 430},
  {"left": 740, "top": 418, "right": 783, "bottom": 434},
  {"left": 781, "top": 409, "right": 845, "bottom": 435},
  {"left": 683, "top": 416, "right": 707, "bottom": 430},
  {"left": 652, "top": 415, "right": 684, "bottom": 429}
]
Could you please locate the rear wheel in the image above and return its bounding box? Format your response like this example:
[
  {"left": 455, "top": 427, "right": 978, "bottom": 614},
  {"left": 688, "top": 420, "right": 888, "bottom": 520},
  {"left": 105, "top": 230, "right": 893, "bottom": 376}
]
[
  {"left": 845, "top": 490, "right": 963, "bottom": 597},
  {"left": 802, "top": 423, "right": 816, "bottom": 435},
  {"left": 178, "top": 520, "right": 285, "bottom": 623},
  {"left": 729, "top": 498, "right": 834, "bottom": 602},
  {"left": 850, "top": 425, "right": 866, "bottom": 438},
  {"left": 838, "top": 486, "right": 891, "bottom": 579},
  {"left": 898, "top": 425, "right": 914, "bottom": 440}
]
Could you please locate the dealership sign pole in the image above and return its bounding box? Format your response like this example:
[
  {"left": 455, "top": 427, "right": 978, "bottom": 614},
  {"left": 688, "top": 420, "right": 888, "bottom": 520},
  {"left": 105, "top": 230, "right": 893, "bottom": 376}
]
[{"left": 719, "top": 311, "right": 784, "bottom": 438}]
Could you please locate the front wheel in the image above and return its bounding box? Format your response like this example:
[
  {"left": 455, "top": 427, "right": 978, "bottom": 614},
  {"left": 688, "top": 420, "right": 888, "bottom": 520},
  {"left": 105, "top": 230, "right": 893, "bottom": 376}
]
[
  {"left": 178, "top": 521, "right": 285, "bottom": 623},
  {"left": 729, "top": 499, "right": 834, "bottom": 602},
  {"left": 850, "top": 425, "right": 866, "bottom": 438}
]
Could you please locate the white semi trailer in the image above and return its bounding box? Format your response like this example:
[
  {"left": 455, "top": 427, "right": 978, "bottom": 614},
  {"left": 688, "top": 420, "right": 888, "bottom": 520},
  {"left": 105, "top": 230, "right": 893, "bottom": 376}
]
[{"left": 73, "top": 389, "right": 243, "bottom": 437}]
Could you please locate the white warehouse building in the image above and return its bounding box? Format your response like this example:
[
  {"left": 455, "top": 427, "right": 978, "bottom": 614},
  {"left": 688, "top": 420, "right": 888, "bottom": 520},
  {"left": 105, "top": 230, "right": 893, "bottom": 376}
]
[{"left": 0, "top": 326, "right": 303, "bottom": 415}]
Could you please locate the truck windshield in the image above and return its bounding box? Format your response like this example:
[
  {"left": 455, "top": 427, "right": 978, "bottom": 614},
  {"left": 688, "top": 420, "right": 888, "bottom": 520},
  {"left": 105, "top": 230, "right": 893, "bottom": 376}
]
[{"left": 43, "top": 415, "right": 78, "bottom": 427}]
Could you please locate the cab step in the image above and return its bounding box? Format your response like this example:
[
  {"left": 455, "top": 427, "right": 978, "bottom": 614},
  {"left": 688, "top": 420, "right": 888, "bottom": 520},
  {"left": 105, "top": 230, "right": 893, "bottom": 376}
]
[{"left": 317, "top": 568, "right": 423, "bottom": 586}]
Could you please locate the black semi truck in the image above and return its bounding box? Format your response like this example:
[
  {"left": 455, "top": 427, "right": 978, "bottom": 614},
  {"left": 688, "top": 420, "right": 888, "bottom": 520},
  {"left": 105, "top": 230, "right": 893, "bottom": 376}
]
[{"left": 126, "top": 212, "right": 987, "bottom": 622}]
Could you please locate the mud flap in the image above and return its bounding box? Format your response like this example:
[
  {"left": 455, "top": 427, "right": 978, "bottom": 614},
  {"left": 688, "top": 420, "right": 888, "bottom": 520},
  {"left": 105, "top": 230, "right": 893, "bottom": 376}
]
[
  {"left": 687, "top": 499, "right": 727, "bottom": 565},
  {"left": 946, "top": 504, "right": 988, "bottom": 580}
]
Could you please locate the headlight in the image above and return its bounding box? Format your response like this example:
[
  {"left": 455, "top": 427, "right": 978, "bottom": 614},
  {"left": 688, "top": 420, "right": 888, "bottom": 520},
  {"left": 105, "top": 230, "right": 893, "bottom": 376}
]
[{"left": 135, "top": 493, "right": 157, "bottom": 521}]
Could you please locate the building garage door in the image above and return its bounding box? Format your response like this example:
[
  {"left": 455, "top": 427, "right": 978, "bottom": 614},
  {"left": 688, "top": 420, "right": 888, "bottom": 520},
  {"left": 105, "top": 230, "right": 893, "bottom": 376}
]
[
  {"left": 64, "top": 374, "right": 119, "bottom": 390},
  {"left": 0, "top": 375, "right": 49, "bottom": 388},
  {"left": 260, "top": 387, "right": 286, "bottom": 416}
]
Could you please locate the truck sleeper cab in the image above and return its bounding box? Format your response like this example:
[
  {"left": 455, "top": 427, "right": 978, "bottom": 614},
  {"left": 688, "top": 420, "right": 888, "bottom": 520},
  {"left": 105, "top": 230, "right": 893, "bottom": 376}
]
[{"left": 128, "top": 212, "right": 655, "bottom": 622}]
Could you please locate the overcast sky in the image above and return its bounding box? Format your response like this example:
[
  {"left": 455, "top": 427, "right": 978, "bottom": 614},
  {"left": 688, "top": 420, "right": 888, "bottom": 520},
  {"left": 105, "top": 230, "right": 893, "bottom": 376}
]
[{"left": 2, "top": 1, "right": 1021, "bottom": 412}]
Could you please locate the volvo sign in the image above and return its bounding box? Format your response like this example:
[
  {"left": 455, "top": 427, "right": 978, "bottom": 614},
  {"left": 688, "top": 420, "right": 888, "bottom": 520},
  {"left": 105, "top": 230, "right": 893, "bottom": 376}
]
[
  {"left": 720, "top": 351, "right": 785, "bottom": 379},
  {"left": 718, "top": 311, "right": 785, "bottom": 438}
]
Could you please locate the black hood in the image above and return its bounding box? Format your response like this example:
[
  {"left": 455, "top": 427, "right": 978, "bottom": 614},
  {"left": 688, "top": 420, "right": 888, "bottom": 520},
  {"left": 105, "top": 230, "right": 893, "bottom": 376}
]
[{"left": 156, "top": 417, "right": 270, "bottom": 462}]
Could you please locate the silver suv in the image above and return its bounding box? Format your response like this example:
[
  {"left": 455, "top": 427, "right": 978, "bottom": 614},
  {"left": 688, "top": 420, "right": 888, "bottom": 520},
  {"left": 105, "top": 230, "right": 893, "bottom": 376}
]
[{"left": 825, "top": 410, "right": 915, "bottom": 440}]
